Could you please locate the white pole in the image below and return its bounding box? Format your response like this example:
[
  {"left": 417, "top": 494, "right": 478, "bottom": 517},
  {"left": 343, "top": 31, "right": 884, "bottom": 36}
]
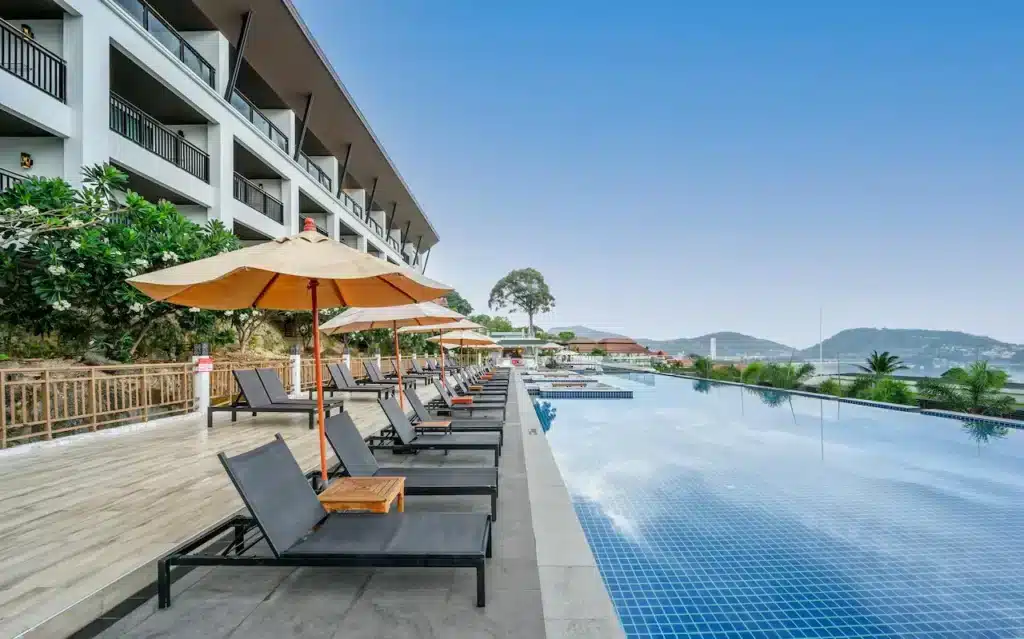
[
  {"left": 818, "top": 306, "right": 824, "bottom": 370},
  {"left": 290, "top": 347, "right": 302, "bottom": 396}
]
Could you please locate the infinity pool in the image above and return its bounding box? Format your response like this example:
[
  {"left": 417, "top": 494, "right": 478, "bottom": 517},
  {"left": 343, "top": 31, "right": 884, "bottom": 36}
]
[{"left": 539, "top": 373, "right": 1024, "bottom": 638}]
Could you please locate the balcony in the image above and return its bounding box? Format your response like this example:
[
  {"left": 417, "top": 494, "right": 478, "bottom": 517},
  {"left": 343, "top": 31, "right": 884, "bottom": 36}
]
[
  {"left": 109, "top": 93, "right": 210, "bottom": 182},
  {"left": 111, "top": 0, "right": 215, "bottom": 88},
  {"left": 0, "top": 19, "right": 66, "bottom": 102},
  {"left": 298, "top": 152, "right": 331, "bottom": 191},
  {"left": 0, "top": 167, "right": 24, "bottom": 192},
  {"left": 233, "top": 173, "right": 283, "bottom": 223},
  {"left": 388, "top": 236, "right": 401, "bottom": 252},
  {"left": 229, "top": 90, "right": 289, "bottom": 154}
]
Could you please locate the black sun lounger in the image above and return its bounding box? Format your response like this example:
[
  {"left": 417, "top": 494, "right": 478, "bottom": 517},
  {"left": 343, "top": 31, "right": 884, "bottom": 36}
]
[
  {"left": 371, "top": 397, "right": 502, "bottom": 466},
  {"left": 430, "top": 380, "right": 508, "bottom": 421},
  {"left": 257, "top": 369, "right": 345, "bottom": 411},
  {"left": 364, "top": 361, "right": 419, "bottom": 389},
  {"left": 405, "top": 392, "right": 504, "bottom": 448},
  {"left": 156, "top": 434, "right": 492, "bottom": 609},
  {"left": 324, "top": 412, "right": 499, "bottom": 520},
  {"left": 327, "top": 363, "right": 394, "bottom": 400},
  {"left": 388, "top": 358, "right": 436, "bottom": 383},
  {"left": 207, "top": 369, "right": 343, "bottom": 429}
]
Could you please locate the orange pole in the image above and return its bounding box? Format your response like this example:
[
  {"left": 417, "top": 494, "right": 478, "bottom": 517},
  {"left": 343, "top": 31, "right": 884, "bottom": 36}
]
[
  {"left": 394, "top": 321, "right": 404, "bottom": 409},
  {"left": 439, "top": 331, "right": 447, "bottom": 390},
  {"left": 310, "top": 279, "right": 327, "bottom": 484}
]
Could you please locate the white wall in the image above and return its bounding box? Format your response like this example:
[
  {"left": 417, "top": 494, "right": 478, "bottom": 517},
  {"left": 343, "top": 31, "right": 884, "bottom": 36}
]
[
  {"left": 108, "top": 131, "right": 214, "bottom": 206},
  {"left": 0, "top": 138, "right": 65, "bottom": 179},
  {"left": 174, "top": 124, "right": 209, "bottom": 150},
  {"left": 176, "top": 204, "right": 208, "bottom": 225},
  {"left": 250, "top": 178, "right": 282, "bottom": 200}
]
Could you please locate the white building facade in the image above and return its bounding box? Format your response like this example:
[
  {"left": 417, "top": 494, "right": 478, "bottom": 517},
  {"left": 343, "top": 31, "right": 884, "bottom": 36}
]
[{"left": 0, "top": 0, "right": 438, "bottom": 268}]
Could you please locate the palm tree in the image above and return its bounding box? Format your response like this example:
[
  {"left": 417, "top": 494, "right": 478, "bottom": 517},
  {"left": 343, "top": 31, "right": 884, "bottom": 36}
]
[
  {"left": 740, "top": 361, "right": 764, "bottom": 384},
  {"left": 692, "top": 356, "right": 713, "bottom": 378},
  {"left": 855, "top": 350, "right": 908, "bottom": 375},
  {"left": 917, "top": 361, "right": 1016, "bottom": 416},
  {"left": 758, "top": 362, "right": 815, "bottom": 389}
]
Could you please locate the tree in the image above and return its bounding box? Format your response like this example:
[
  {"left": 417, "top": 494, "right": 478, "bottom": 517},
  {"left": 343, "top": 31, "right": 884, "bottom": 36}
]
[
  {"left": 756, "top": 362, "right": 815, "bottom": 389},
  {"left": 0, "top": 166, "right": 239, "bottom": 360},
  {"left": 740, "top": 361, "right": 764, "bottom": 384},
  {"left": 557, "top": 331, "right": 575, "bottom": 342},
  {"left": 855, "top": 350, "right": 908, "bottom": 375},
  {"left": 868, "top": 377, "right": 915, "bottom": 405},
  {"left": 227, "top": 309, "right": 266, "bottom": 353},
  {"left": 590, "top": 348, "right": 607, "bottom": 356},
  {"left": 692, "top": 356, "right": 713, "bottom": 378},
  {"left": 488, "top": 268, "right": 554, "bottom": 336},
  {"left": 445, "top": 291, "right": 473, "bottom": 316},
  {"left": 469, "top": 314, "right": 513, "bottom": 333},
  {"left": 917, "top": 361, "right": 1016, "bottom": 416}
]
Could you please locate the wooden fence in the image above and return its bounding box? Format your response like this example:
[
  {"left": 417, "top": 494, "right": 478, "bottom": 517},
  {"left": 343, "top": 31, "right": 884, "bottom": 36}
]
[{"left": 1, "top": 363, "right": 194, "bottom": 448}]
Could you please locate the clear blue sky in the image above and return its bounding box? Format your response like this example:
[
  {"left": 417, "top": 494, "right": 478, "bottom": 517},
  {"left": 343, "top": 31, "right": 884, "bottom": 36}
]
[{"left": 293, "top": 0, "right": 1024, "bottom": 348}]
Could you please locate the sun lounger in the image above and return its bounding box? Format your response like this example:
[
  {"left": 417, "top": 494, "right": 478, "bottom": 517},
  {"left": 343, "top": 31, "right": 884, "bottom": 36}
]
[
  {"left": 256, "top": 368, "right": 346, "bottom": 411},
  {"left": 364, "top": 361, "right": 419, "bottom": 389},
  {"left": 371, "top": 397, "right": 502, "bottom": 466},
  {"left": 156, "top": 434, "right": 492, "bottom": 609},
  {"left": 327, "top": 363, "right": 394, "bottom": 400},
  {"left": 387, "top": 358, "right": 436, "bottom": 383},
  {"left": 324, "top": 412, "right": 499, "bottom": 520},
  {"left": 406, "top": 392, "right": 504, "bottom": 448},
  {"left": 207, "top": 369, "right": 342, "bottom": 429},
  {"left": 430, "top": 380, "right": 507, "bottom": 421}
]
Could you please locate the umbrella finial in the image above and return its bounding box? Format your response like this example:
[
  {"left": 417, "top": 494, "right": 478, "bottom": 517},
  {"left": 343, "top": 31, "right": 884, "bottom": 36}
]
[{"left": 303, "top": 217, "right": 316, "bottom": 232}]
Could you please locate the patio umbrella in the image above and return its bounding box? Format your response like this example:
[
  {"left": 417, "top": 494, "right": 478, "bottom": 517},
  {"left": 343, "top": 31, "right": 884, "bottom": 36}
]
[
  {"left": 127, "top": 218, "right": 452, "bottom": 483},
  {"left": 399, "top": 318, "right": 483, "bottom": 389},
  {"left": 318, "top": 302, "right": 463, "bottom": 408},
  {"left": 427, "top": 330, "right": 496, "bottom": 373}
]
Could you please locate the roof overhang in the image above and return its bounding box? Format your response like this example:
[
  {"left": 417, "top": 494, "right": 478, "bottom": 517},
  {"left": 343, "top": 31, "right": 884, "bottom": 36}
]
[{"left": 194, "top": 0, "right": 440, "bottom": 248}]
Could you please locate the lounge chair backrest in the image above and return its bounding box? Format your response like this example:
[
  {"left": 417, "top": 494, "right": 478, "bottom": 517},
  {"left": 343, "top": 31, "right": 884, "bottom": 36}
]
[
  {"left": 365, "top": 361, "right": 386, "bottom": 383},
  {"left": 257, "top": 368, "right": 291, "bottom": 402},
  {"left": 410, "top": 359, "right": 425, "bottom": 374},
  {"left": 337, "top": 363, "right": 359, "bottom": 387},
  {"left": 378, "top": 397, "right": 417, "bottom": 444},
  {"left": 405, "top": 391, "right": 431, "bottom": 423},
  {"left": 432, "top": 380, "right": 453, "bottom": 408},
  {"left": 233, "top": 370, "right": 274, "bottom": 408},
  {"left": 324, "top": 413, "right": 380, "bottom": 476},
  {"left": 218, "top": 435, "right": 326, "bottom": 556},
  {"left": 327, "top": 363, "right": 346, "bottom": 389}
]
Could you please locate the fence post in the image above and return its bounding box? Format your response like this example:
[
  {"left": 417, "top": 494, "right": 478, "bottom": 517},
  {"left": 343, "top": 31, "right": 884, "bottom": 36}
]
[
  {"left": 89, "top": 368, "right": 98, "bottom": 431},
  {"left": 0, "top": 371, "right": 5, "bottom": 448},
  {"left": 374, "top": 351, "right": 382, "bottom": 371},
  {"left": 343, "top": 349, "right": 351, "bottom": 371},
  {"left": 192, "top": 343, "right": 210, "bottom": 415},
  {"left": 142, "top": 366, "right": 149, "bottom": 422},
  {"left": 43, "top": 369, "right": 52, "bottom": 439},
  {"left": 290, "top": 345, "right": 302, "bottom": 395}
]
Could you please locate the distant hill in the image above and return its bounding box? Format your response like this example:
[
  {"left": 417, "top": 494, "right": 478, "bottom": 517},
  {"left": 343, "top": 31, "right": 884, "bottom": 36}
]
[
  {"left": 797, "top": 328, "right": 1021, "bottom": 363},
  {"left": 547, "top": 325, "right": 627, "bottom": 340},
  {"left": 638, "top": 332, "right": 795, "bottom": 358}
]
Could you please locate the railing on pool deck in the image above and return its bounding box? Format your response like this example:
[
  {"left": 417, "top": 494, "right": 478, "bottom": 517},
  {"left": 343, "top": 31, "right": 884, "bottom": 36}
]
[{"left": 1, "top": 363, "right": 194, "bottom": 448}]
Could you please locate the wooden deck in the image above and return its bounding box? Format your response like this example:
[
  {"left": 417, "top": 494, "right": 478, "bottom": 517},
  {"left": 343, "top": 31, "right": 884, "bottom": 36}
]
[{"left": 0, "top": 389, "right": 428, "bottom": 639}]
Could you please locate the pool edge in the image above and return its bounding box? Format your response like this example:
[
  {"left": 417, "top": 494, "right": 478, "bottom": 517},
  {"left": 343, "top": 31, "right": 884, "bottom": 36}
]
[{"left": 513, "top": 371, "right": 627, "bottom": 639}]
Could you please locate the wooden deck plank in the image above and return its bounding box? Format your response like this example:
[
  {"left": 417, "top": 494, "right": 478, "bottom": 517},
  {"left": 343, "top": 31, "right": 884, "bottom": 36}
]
[{"left": 0, "top": 389, "right": 433, "bottom": 638}]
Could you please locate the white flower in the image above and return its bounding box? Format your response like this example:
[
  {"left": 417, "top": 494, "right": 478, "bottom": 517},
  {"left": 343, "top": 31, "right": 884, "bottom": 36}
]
[
  {"left": 17, "top": 205, "right": 38, "bottom": 216},
  {"left": 129, "top": 302, "right": 145, "bottom": 313},
  {"left": 237, "top": 313, "right": 248, "bottom": 321},
  {"left": 133, "top": 258, "right": 149, "bottom": 267},
  {"left": 250, "top": 310, "right": 261, "bottom": 316},
  {"left": 76, "top": 262, "right": 84, "bottom": 268},
  {"left": 224, "top": 310, "right": 234, "bottom": 317},
  {"left": 124, "top": 268, "right": 138, "bottom": 277},
  {"left": 68, "top": 219, "right": 84, "bottom": 229},
  {"left": 109, "top": 248, "right": 120, "bottom": 255},
  {"left": 188, "top": 307, "right": 200, "bottom": 313},
  {"left": 51, "top": 299, "right": 71, "bottom": 311},
  {"left": 70, "top": 240, "right": 81, "bottom": 250},
  {"left": 161, "top": 251, "right": 179, "bottom": 262},
  {"left": 47, "top": 264, "right": 66, "bottom": 276}
]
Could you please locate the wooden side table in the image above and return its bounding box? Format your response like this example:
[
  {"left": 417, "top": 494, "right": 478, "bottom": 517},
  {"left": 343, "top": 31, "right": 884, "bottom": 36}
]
[
  {"left": 318, "top": 476, "right": 405, "bottom": 513},
  {"left": 414, "top": 419, "right": 452, "bottom": 434}
]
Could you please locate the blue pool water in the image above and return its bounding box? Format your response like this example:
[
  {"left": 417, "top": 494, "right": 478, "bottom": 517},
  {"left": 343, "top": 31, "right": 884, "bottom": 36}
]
[{"left": 539, "top": 373, "right": 1024, "bottom": 638}]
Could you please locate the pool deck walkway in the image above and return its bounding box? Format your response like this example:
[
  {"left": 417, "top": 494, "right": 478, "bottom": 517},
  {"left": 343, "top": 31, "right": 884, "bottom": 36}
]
[{"left": 1, "top": 372, "right": 623, "bottom": 638}]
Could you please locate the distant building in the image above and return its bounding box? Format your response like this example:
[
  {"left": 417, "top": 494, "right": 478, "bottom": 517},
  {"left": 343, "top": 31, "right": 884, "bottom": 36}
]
[
  {"left": 598, "top": 337, "right": 649, "bottom": 355},
  {"left": 568, "top": 337, "right": 600, "bottom": 353}
]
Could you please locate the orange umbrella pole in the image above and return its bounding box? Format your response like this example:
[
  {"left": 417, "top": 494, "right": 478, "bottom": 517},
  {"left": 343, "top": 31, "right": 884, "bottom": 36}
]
[
  {"left": 394, "top": 321, "right": 405, "bottom": 409},
  {"left": 440, "top": 332, "right": 447, "bottom": 391},
  {"left": 310, "top": 279, "right": 328, "bottom": 484}
]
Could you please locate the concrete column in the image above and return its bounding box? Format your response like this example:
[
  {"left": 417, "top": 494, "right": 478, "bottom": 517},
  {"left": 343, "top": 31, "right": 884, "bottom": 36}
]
[
  {"left": 374, "top": 352, "right": 382, "bottom": 371},
  {"left": 207, "top": 123, "right": 234, "bottom": 226},
  {"left": 357, "top": 234, "right": 368, "bottom": 253},
  {"left": 62, "top": 11, "right": 110, "bottom": 186},
  {"left": 181, "top": 30, "right": 229, "bottom": 97},
  {"left": 290, "top": 347, "right": 301, "bottom": 395},
  {"left": 191, "top": 345, "right": 211, "bottom": 415},
  {"left": 343, "top": 351, "right": 351, "bottom": 370},
  {"left": 282, "top": 179, "right": 300, "bottom": 234}
]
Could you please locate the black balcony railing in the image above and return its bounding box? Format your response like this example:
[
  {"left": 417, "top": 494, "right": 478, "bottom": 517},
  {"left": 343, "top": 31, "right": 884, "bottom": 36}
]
[
  {"left": 0, "top": 19, "right": 66, "bottom": 102},
  {"left": 233, "top": 173, "right": 283, "bottom": 223},
  {"left": 111, "top": 0, "right": 215, "bottom": 88},
  {"left": 316, "top": 224, "right": 328, "bottom": 236},
  {"left": 110, "top": 93, "right": 210, "bottom": 182},
  {"left": 230, "top": 89, "right": 289, "bottom": 154},
  {"left": 388, "top": 236, "right": 401, "bottom": 252},
  {"left": 298, "top": 152, "right": 332, "bottom": 190},
  {"left": 0, "top": 167, "right": 24, "bottom": 193}
]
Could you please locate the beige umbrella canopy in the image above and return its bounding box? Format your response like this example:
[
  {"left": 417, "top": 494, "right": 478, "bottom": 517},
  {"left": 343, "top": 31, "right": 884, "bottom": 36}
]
[
  {"left": 127, "top": 219, "right": 453, "bottom": 484},
  {"left": 318, "top": 303, "right": 463, "bottom": 408},
  {"left": 397, "top": 318, "right": 483, "bottom": 334},
  {"left": 427, "top": 330, "right": 495, "bottom": 345},
  {"left": 127, "top": 226, "right": 450, "bottom": 309}
]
